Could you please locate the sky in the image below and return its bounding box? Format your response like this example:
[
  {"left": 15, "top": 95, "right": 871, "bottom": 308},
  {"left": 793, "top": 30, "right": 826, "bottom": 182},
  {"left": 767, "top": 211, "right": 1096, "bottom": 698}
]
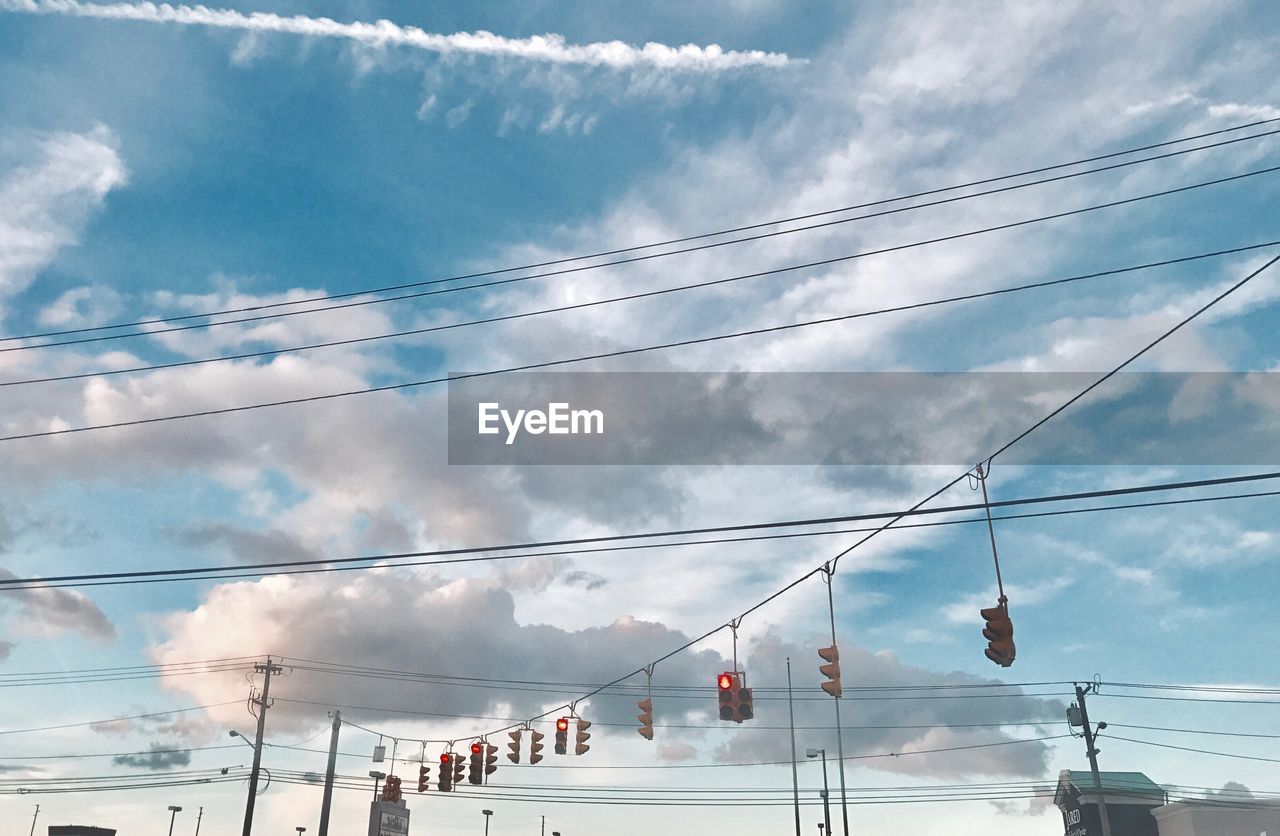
[{"left": 0, "top": 0, "right": 1279, "bottom": 834}]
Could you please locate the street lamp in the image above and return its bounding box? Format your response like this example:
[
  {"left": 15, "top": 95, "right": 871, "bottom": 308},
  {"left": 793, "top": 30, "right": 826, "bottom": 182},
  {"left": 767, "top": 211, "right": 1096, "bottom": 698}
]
[
  {"left": 166, "top": 805, "right": 182, "bottom": 836},
  {"left": 296, "top": 828, "right": 306, "bottom": 836},
  {"left": 369, "top": 770, "right": 386, "bottom": 801},
  {"left": 481, "top": 809, "right": 493, "bottom": 836},
  {"left": 806, "top": 748, "right": 832, "bottom": 836}
]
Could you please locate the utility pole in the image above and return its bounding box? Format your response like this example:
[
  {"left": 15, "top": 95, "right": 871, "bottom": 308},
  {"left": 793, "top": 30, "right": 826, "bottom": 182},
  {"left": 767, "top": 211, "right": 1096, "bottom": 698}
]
[
  {"left": 317, "top": 711, "right": 342, "bottom": 836},
  {"left": 29, "top": 803, "right": 39, "bottom": 836},
  {"left": 195, "top": 806, "right": 204, "bottom": 836},
  {"left": 1074, "top": 683, "right": 1113, "bottom": 836},
  {"left": 787, "top": 658, "right": 801, "bottom": 836},
  {"left": 824, "top": 570, "right": 850, "bottom": 836},
  {"left": 242, "top": 656, "right": 282, "bottom": 836},
  {"left": 541, "top": 815, "right": 546, "bottom": 835}
]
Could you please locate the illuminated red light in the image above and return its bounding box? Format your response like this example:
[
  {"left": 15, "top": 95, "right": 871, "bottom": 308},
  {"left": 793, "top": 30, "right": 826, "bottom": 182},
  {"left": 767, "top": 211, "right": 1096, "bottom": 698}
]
[
  {"left": 718, "top": 672, "right": 734, "bottom": 690},
  {"left": 470, "top": 742, "right": 483, "bottom": 755},
  {"left": 440, "top": 753, "right": 451, "bottom": 764},
  {"left": 556, "top": 717, "right": 570, "bottom": 731}
]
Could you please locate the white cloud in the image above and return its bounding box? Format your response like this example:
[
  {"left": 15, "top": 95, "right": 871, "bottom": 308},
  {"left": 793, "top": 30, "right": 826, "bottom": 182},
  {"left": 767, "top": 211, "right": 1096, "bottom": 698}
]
[
  {"left": 0, "top": 124, "right": 126, "bottom": 317},
  {"left": 36, "top": 284, "right": 123, "bottom": 327},
  {"left": 2, "top": 1, "right": 796, "bottom": 71}
]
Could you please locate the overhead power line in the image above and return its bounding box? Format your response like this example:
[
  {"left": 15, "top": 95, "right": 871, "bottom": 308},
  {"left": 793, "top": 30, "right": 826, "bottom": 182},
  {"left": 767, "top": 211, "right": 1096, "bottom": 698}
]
[
  {"left": 2, "top": 165, "right": 1278, "bottom": 443},
  {"left": 4, "top": 239, "right": 1274, "bottom": 388},
  {"left": 4, "top": 118, "right": 1275, "bottom": 347},
  {"left": 1, "top": 470, "right": 1276, "bottom": 591}
]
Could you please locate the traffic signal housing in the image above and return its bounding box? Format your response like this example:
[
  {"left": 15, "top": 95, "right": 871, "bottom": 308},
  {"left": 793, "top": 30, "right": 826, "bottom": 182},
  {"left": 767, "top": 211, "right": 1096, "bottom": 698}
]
[
  {"left": 575, "top": 719, "right": 592, "bottom": 756},
  {"left": 554, "top": 717, "right": 569, "bottom": 755},
  {"left": 468, "top": 741, "right": 484, "bottom": 785},
  {"left": 530, "top": 729, "right": 545, "bottom": 764},
  {"left": 416, "top": 764, "right": 431, "bottom": 793},
  {"left": 718, "top": 671, "right": 753, "bottom": 723},
  {"left": 818, "top": 644, "right": 842, "bottom": 697},
  {"left": 380, "top": 774, "right": 402, "bottom": 802},
  {"left": 981, "top": 598, "right": 1016, "bottom": 667},
  {"left": 437, "top": 753, "right": 454, "bottom": 792},
  {"left": 485, "top": 743, "right": 498, "bottom": 779},
  {"left": 637, "top": 698, "right": 654, "bottom": 740},
  {"left": 507, "top": 729, "right": 522, "bottom": 763},
  {"left": 452, "top": 752, "right": 466, "bottom": 786}
]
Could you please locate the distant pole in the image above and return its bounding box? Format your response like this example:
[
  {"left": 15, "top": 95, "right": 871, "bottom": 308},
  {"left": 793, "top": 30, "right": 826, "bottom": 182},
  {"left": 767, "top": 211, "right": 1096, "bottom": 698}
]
[
  {"left": 317, "top": 711, "right": 342, "bottom": 836},
  {"left": 1076, "top": 683, "right": 1114, "bottom": 836},
  {"left": 541, "top": 815, "right": 546, "bottom": 835},
  {"left": 819, "top": 751, "right": 832, "bottom": 835},
  {"left": 824, "top": 571, "right": 850, "bottom": 836},
  {"left": 787, "top": 658, "right": 801, "bottom": 836},
  {"left": 243, "top": 656, "right": 282, "bottom": 836},
  {"left": 29, "top": 804, "right": 39, "bottom": 836},
  {"left": 168, "top": 805, "right": 183, "bottom": 836},
  {"left": 195, "top": 806, "right": 204, "bottom": 836}
]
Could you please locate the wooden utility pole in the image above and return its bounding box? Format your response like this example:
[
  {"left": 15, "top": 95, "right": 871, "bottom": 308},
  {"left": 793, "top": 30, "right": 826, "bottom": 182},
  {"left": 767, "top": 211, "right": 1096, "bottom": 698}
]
[
  {"left": 317, "top": 711, "right": 342, "bottom": 836},
  {"left": 242, "top": 656, "right": 283, "bottom": 836},
  {"left": 1075, "top": 683, "right": 1114, "bottom": 836}
]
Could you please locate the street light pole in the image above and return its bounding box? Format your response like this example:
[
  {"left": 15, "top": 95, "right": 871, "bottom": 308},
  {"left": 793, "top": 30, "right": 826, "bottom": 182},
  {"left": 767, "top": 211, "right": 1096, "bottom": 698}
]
[
  {"left": 807, "top": 748, "right": 832, "bottom": 836},
  {"left": 167, "top": 805, "right": 183, "bottom": 836},
  {"left": 369, "top": 771, "right": 386, "bottom": 801},
  {"left": 482, "top": 809, "right": 493, "bottom": 836}
]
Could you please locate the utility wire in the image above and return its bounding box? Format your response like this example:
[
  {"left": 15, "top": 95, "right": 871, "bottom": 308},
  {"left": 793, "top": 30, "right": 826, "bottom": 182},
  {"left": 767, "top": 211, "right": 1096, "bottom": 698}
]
[
  {"left": 2, "top": 470, "right": 1277, "bottom": 591},
  {"left": 6, "top": 239, "right": 1274, "bottom": 388},
  {"left": 4, "top": 118, "right": 1275, "bottom": 347},
  {"left": 3, "top": 164, "right": 1278, "bottom": 444}
]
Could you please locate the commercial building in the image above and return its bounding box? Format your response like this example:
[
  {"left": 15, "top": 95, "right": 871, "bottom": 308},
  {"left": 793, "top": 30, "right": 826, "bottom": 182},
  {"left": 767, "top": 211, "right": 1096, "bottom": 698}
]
[
  {"left": 48, "top": 828, "right": 117, "bottom": 836},
  {"left": 1055, "top": 769, "right": 1280, "bottom": 835}
]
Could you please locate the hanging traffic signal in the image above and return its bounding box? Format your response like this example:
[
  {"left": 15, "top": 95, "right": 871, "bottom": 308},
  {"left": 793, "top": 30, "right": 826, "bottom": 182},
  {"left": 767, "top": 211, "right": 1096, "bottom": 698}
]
[
  {"left": 818, "top": 644, "right": 842, "bottom": 697},
  {"left": 507, "top": 729, "right": 522, "bottom": 763},
  {"left": 468, "top": 741, "right": 484, "bottom": 785},
  {"left": 636, "top": 698, "right": 654, "bottom": 740},
  {"left": 981, "top": 598, "right": 1016, "bottom": 667},
  {"left": 485, "top": 743, "right": 498, "bottom": 778},
  {"left": 437, "top": 753, "right": 454, "bottom": 792},
  {"left": 416, "top": 764, "right": 431, "bottom": 793},
  {"left": 738, "top": 679, "right": 754, "bottom": 721},
  {"left": 529, "top": 729, "right": 545, "bottom": 764},
  {"left": 575, "top": 719, "right": 592, "bottom": 756},
  {"left": 381, "top": 774, "right": 402, "bottom": 802},
  {"left": 452, "top": 752, "right": 466, "bottom": 786},
  {"left": 718, "top": 671, "right": 739, "bottom": 721},
  {"left": 554, "top": 717, "right": 569, "bottom": 755}
]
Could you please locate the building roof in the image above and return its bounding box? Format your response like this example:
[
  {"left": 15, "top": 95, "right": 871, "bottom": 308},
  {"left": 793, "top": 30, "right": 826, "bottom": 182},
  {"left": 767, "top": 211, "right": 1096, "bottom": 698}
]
[{"left": 1055, "top": 770, "right": 1165, "bottom": 807}]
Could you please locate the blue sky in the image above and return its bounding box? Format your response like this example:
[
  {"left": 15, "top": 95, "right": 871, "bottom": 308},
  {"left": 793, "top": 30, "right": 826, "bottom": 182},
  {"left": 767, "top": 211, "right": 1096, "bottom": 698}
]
[{"left": 1, "top": 0, "right": 1279, "bottom": 833}]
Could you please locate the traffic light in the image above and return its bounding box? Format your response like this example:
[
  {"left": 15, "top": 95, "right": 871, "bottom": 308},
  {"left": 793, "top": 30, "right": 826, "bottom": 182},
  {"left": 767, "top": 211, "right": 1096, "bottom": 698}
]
[
  {"left": 381, "top": 774, "right": 402, "bottom": 802},
  {"left": 469, "top": 741, "right": 484, "bottom": 785},
  {"left": 554, "top": 717, "right": 569, "bottom": 755},
  {"left": 636, "top": 698, "right": 654, "bottom": 740},
  {"left": 718, "top": 671, "right": 739, "bottom": 721},
  {"left": 718, "top": 671, "right": 754, "bottom": 722},
  {"left": 818, "top": 644, "right": 842, "bottom": 697},
  {"left": 575, "top": 719, "right": 592, "bottom": 756},
  {"left": 981, "top": 598, "right": 1016, "bottom": 667},
  {"left": 507, "top": 729, "right": 522, "bottom": 763},
  {"left": 485, "top": 743, "right": 498, "bottom": 778},
  {"left": 529, "top": 729, "right": 545, "bottom": 764},
  {"left": 452, "top": 752, "right": 465, "bottom": 786},
  {"left": 437, "top": 753, "right": 453, "bottom": 792},
  {"left": 416, "top": 764, "right": 431, "bottom": 793}
]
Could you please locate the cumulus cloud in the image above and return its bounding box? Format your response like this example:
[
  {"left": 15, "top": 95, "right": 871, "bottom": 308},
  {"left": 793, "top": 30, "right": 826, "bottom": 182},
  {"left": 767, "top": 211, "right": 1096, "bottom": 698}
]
[
  {"left": 0, "top": 568, "right": 116, "bottom": 642},
  {"left": 1, "top": 1, "right": 795, "bottom": 71},
  {"left": 112, "top": 741, "right": 193, "bottom": 770}
]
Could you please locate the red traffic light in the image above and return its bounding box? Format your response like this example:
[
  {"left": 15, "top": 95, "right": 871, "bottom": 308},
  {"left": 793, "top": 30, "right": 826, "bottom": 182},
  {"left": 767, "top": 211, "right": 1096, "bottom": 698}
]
[
  {"left": 717, "top": 672, "right": 734, "bottom": 690},
  {"left": 470, "top": 741, "right": 483, "bottom": 755},
  {"left": 556, "top": 717, "right": 570, "bottom": 732},
  {"left": 439, "top": 753, "right": 451, "bottom": 764}
]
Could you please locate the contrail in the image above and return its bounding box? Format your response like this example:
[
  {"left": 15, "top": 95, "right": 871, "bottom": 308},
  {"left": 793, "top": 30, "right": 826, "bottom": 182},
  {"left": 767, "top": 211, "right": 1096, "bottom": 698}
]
[{"left": 1, "top": 0, "right": 797, "bottom": 71}]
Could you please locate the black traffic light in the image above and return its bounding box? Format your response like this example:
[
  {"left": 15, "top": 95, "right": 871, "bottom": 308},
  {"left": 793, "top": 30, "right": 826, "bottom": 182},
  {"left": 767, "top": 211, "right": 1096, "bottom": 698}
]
[
  {"left": 437, "top": 753, "right": 454, "bottom": 792},
  {"left": 554, "top": 717, "right": 569, "bottom": 755},
  {"left": 485, "top": 743, "right": 498, "bottom": 779},
  {"left": 507, "top": 729, "right": 522, "bottom": 763},
  {"left": 452, "top": 753, "right": 465, "bottom": 786},
  {"left": 468, "top": 741, "right": 484, "bottom": 785},
  {"left": 818, "top": 644, "right": 842, "bottom": 697},
  {"left": 718, "top": 671, "right": 753, "bottom": 723},
  {"left": 636, "top": 698, "right": 654, "bottom": 740},
  {"left": 416, "top": 764, "right": 430, "bottom": 793},
  {"left": 381, "top": 774, "right": 402, "bottom": 802},
  {"left": 529, "top": 729, "right": 545, "bottom": 764},
  {"left": 575, "top": 719, "right": 592, "bottom": 756},
  {"left": 981, "top": 598, "right": 1016, "bottom": 667}
]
